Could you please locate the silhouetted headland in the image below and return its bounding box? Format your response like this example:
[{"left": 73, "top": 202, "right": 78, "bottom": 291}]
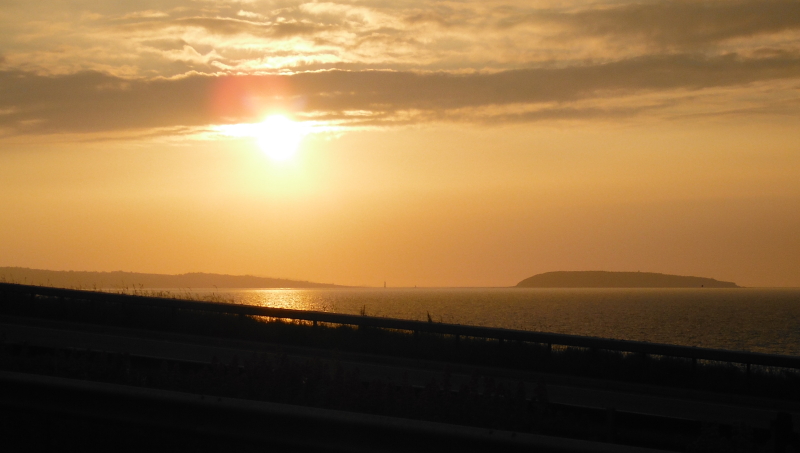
[
  {"left": 0, "top": 267, "right": 344, "bottom": 289},
  {"left": 516, "top": 271, "right": 739, "bottom": 288}
]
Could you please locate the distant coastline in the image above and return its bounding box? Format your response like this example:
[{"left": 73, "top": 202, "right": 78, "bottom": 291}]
[
  {"left": 0, "top": 267, "right": 344, "bottom": 289},
  {"left": 516, "top": 271, "right": 739, "bottom": 288}
]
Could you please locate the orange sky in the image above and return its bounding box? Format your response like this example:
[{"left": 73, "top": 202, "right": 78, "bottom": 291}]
[{"left": 1, "top": 0, "right": 799, "bottom": 287}]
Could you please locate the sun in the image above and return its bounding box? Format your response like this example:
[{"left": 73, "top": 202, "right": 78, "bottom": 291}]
[{"left": 255, "top": 115, "right": 309, "bottom": 161}]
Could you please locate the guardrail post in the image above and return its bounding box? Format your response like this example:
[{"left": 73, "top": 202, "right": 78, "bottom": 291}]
[
  {"left": 605, "top": 407, "right": 616, "bottom": 442},
  {"left": 544, "top": 343, "right": 552, "bottom": 370},
  {"left": 772, "top": 412, "right": 794, "bottom": 452}
]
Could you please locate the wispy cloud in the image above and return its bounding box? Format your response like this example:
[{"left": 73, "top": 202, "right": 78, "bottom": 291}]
[{"left": 3, "top": 0, "right": 797, "bottom": 77}]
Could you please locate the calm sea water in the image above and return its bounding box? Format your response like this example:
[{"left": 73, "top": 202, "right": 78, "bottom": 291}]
[{"left": 174, "top": 288, "right": 800, "bottom": 356}]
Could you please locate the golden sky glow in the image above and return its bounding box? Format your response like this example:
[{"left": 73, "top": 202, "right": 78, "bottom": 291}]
[{"left": 1, "top": 0, "right": 799, "bottom": 287}]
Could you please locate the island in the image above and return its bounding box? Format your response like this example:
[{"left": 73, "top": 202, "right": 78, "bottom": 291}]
[{"left": 516, "top": 271, "right": 739, "bottom": 288}]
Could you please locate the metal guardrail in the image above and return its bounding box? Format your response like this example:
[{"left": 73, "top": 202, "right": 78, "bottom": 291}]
[{"left": 2, "top": 282, "right": 800, "bottom": 370}]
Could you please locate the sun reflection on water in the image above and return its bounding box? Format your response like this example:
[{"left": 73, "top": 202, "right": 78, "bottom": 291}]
[{"left": 236, "top": 289, "right": 337, "bottom": 312}]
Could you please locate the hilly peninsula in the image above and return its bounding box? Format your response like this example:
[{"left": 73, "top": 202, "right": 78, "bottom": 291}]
[
  {"left": 516, "top": 271, "right": 739, "bottom": 288},
  {"left": 0, "top": 267, "right": 343, "bottom": 289}
]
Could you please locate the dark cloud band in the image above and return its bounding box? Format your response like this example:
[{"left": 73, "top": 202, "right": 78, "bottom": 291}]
[
  {"left": 2, "top": 53, "right": 799, "bottom": 134},
  {"left": 500, "top": 0, "right": 800, "bottom": 49}
]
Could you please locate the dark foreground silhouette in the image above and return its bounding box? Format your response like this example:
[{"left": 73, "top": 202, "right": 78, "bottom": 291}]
[{"left": 2, "top": 283, "right": 796, "bottom": 453}]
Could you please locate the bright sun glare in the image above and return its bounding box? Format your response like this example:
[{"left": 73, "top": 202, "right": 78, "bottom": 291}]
[{"left": 255, "top": 115, "right": 309, "bottom": 162}]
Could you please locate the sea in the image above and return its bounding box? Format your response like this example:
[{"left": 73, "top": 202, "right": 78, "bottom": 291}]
[{"left": 165, "top": 288, "right": 800, "bottom": 356}]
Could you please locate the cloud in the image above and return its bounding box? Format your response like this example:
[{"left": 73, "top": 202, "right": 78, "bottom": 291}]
[
  {"left": 163, "top": 17, "right": 330, "bottom": 38},
  {"left": 501, "top": 0, "right": 800, "bottom": 49},
  {"left": 116, "top": 10, "right": 170, "bottom": 20},
  {"left": 4, "top": 0, "right": 799, "bottom": 79},
  {"left": 2, "top": 52, "right": 799, "bottom": 135}
]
